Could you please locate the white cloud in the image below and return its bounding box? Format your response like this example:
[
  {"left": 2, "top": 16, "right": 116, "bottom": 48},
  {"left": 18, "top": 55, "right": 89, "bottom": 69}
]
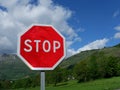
[
  {"left": 0, "top": 0, "right": 81, "bottom": 55},
  {"left": 0, "top": 0, "right": 17, "bottom": 8},
  {"left": 114, "top": 32, "right": 120, "bottom": 39},
  {"left": 113, "top": 10, "right": 120, "bottom": 18},
  {"left": 66, "top": 41, "right": 73, "bottom": 48},
  {"left": 0, "top": 36, "right": 13, "bottom": 51},
  {"left": 114, "top": 25, "right": 120, "bottom": 31},
  {"left": 77, "top": 38, "right": 109, "bottom": 53},
  {"left": 66, "top": 48, "right": 76, "bottom": 58},
  {"left": 77, "top": 27, "right": 85, "bottom": 32},
  {"left": 114, "top": 25, "right": 120, "bottom": 39},
  {"left": 66, "top": 38, "right": 109, "bottom": 57}
]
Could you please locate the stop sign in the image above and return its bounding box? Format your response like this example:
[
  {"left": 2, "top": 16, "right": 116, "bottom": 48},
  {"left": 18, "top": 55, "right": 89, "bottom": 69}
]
[{"left": 17, "top": 25, "right": 66, "bottom": 70}]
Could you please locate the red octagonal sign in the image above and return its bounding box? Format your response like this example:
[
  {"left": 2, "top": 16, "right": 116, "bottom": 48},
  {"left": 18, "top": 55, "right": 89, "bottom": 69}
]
[{"left": 17, "top": 25, "right": 66, "bottom": 70}]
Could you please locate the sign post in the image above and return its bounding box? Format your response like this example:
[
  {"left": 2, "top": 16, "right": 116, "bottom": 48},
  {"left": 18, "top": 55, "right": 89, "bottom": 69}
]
[
  {"left": 41, "top": 71, "right": 45, "bottom": 90},
  {"left": 17, "top": 25, "right": 66, "bottom": 90}
]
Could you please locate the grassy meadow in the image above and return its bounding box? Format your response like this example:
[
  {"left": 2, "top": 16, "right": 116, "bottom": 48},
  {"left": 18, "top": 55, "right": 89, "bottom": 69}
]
[{"left": 13, "top": 76, "right": 120, "bottom": 90}]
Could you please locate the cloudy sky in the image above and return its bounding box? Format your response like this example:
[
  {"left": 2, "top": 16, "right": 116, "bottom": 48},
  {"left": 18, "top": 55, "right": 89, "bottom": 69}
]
[{"left": 0, "top": 0, "right": 120, "bottom": 57}]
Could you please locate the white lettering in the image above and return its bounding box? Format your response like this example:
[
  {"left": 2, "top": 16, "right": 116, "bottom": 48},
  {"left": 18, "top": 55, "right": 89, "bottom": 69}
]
[
  {"left": 23, "top": 39, "right": 61, "bottom": 53},
  {"left": 53, "top": 41, "right": 61, "bottom": 53},
  {"left": 43, "top": 40, "right": 51, "bottom": 52},
  {"left": 24, "top": 39, "right": 32, "bottom": 52},
  {"left": 34, "top": 40, "right": 41, "bottom": 52}
]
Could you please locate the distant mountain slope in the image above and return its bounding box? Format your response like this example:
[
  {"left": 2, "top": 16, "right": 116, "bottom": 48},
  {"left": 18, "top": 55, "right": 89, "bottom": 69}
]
[
  {"left": 61, "top": 43, "right": 120, "bottom": 68},
  {"left": 0, "top": 43, "right": 120, "bottom": 80},
  {"left": 0, "top": 54, "right": 38, "bottom": 80}
]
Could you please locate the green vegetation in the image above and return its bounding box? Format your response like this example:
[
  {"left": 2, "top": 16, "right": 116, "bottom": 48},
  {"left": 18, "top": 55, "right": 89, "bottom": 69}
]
[
  {"left": 0, "top": 54, "right": 38, "bottom": 80},
  {"left": 0, "top": 67, "right": 69, "bottom": 89},
  {"left": 12, "top": 77, "right": 120, "bottom": 90},
  {"left": 74, "top": 54, "right": 120, "bottom": 82},
  {"left": 62, "top": 45, "right": 120, "bottom": 69},
  {"left": 0, "top": 44, "right": 120, "bottom": 80},
  {"left": 0, "top": 43, "right": 120, "bottom": 89}
]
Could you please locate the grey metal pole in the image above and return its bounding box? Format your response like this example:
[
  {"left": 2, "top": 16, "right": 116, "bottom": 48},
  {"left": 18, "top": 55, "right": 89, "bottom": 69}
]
[{"left": 41, "top": 71, "right": 45, "bottom": 90}]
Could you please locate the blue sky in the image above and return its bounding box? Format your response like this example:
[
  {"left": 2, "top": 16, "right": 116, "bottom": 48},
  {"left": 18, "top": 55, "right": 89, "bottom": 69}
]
[
  {"left": 0, "top": 0, "right": 120, "bottom": 57},
  {"left": 54, "top": 0, "right": 120, "bottom": 49}
]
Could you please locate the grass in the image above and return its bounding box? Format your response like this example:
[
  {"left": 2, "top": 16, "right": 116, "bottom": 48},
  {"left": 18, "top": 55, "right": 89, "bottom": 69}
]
[{"left": 13, "top": 76, "right": 120, "bottom": 90}]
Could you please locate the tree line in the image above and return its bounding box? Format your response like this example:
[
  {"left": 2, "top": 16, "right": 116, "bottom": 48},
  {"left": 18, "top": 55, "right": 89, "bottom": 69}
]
[
  {"left": 1, "top": 51, "right": 120, "bottom": 89},
  {"left": 0, "top": 67, "right": 70, "bottom": 89},
  {"left": 74, "top": 52, "right": 120, "bottom": 82}
]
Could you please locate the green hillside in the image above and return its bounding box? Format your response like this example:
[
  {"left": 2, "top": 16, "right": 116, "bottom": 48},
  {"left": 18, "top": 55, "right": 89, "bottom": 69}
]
[
  {"left": 0, "top": 43, "right": 120, "bottom": 80},
  {"left": 0, "top": 43, "right": 120, "bottom": 89},
  {"left": 0, "top": 54, "right": 38, "bottom": 80},
  {"left": 62, "top": 44, "right": 120, "bottom": 68},
  {"left": 14, "top": 77, "right": 120, "bottom": 90}
]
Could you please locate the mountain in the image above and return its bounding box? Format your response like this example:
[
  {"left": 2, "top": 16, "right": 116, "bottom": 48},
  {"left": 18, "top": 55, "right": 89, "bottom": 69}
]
[
  {"left": 0, "top": 43, "right": 120, "bottom": 80},
  {"left": 0, "top": 54, "right": 38, "bottom": 80},
  {"left": 61, "top": 43, "right": 120, "bottom": 68},
  {"left": 114, "top": 43, "right": 120, "bottom": 48}
]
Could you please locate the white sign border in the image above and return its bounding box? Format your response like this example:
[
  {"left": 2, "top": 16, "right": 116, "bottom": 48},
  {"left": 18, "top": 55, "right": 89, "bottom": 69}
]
[{"left": 17, "top": 24, "right": 66, "bottom": 70}]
